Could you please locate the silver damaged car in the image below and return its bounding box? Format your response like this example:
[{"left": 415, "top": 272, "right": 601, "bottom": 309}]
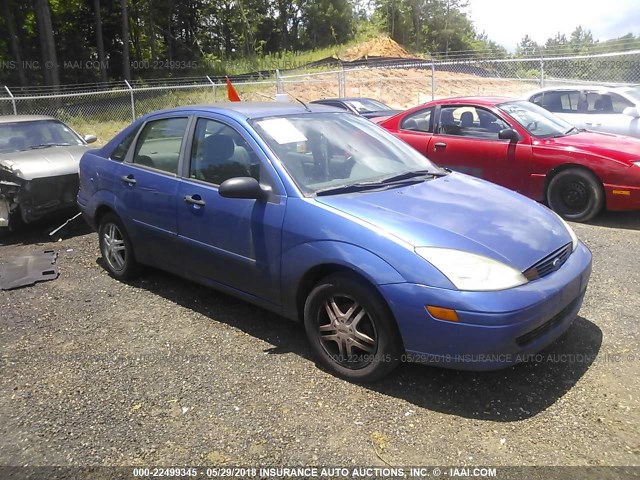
[{"left": 0, "top": 115, "right": 96, "bottom": 230}]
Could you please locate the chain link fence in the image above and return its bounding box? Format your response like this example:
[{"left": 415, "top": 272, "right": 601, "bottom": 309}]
[{"left": 1, "top": 49, "right": 638, "bottom": 142}]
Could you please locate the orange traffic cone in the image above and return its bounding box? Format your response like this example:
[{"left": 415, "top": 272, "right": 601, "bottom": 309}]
[{"left": 226, "top": 76, "right": 241, "bottom": 102}]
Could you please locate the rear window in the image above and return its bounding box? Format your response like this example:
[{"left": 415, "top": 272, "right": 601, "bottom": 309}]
[{"left": 110, "top": 125, "right": 141, "bottom": 162}]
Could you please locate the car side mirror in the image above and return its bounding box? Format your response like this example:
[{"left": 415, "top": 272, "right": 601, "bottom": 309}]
[
  {"left": 84, "top": 134, "right": 97, "bottom": 144},
  {"left": 623, "top": 106, "right": 640, "bottom": 118},
  {"left": 219, "top": 177, "right": 265, "bottom": 200},
  {"left": 498, "top": 128, "right": 520, "bottom": 142}
]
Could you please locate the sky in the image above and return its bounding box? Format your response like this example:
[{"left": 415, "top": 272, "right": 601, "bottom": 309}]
[{"left": 465, "top": 0, "right": 640, "bottom": 51}]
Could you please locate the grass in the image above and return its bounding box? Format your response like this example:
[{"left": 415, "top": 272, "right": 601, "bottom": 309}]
[
  {"left": 202, "top": 32, "right": 380, "bottom": 76},
  {"left": 62, "top": 82, "right": 281, "bottom": 145}
]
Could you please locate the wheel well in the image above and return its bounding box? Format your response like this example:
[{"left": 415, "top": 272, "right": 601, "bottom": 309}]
[
  {"left": 94, "top": 205, "right": 116, "bottom": 228},
  {"left": 295, "top": 263, "right": 406, "bottom": 352},
  {"left": 296, "top": 264, "right": 352, "bottom": 321},
  {"left": 544, "top": 164, "right": 606, "bottom": 207}
]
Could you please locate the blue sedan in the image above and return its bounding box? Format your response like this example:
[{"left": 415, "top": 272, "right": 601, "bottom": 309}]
[{"left": 78, "top": 102, "right": 592, "bottom": 382}]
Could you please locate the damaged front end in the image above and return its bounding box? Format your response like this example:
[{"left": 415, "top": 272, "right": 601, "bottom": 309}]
[{"left": 0, "top": 165, "right": 79, "bottom": 229}]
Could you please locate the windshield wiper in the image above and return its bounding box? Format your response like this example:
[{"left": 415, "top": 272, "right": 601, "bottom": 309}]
[
  {"left": 377, "top": 169, "right": 447, "bottom": 184},
  {"left": 315, "top": 170, "right": 446, "bottom": 196},
  {"left": 315, "top": 182, "right": 394, "bottom": 196},
  {"left": 551, "top": 127, "right": 580, "bottom": 138},
  {"left": 28, "top": 142, "right": 73, "bottom": 149}
]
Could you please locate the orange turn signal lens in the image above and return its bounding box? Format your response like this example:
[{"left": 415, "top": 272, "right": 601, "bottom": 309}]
[{"left": 426, "top": 305, "right": 459, "bottom": 322}]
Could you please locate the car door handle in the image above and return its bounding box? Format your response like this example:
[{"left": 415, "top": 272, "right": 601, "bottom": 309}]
[
  {"left": 434, "top": 142, "right": 447, "bottom": 149},
  {"left": 585, "top": 122, "right": 601, "bottom": 127},
  {"left": 184, "top": 195, "right": 206, "bottom": 207},
  {"left": 121, "top": 174, "right": 136, "bottom": 185}
]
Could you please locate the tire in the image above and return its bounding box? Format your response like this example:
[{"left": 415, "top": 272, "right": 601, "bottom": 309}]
[
  {"left": 547, "top": 168, "right": 604, "bottom": 222},
  {"left": 98, "top": 213, "right": 139, "bottom": 280},
  {"left": 303, "top": 273, "right": 402, "bottom": 382}
]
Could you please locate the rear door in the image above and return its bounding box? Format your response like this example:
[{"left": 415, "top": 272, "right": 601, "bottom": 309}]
[
  {"left": 583, "top": 90, "right": 635, "bottom": 135},
  {"left": 176, "top": 115, "right": 286, "bottom": 304},
  {"left": 530, "top": 89, "right": 586, "bottom": 129},
  {"left": 393, "top": 106, "right": 434, "bottom": 156},
  {"left": 115, "top": 115, "right": 190, "bottom": 270},
  {"left": 426, "top": 105, "right": 528, "bottom": 192}
]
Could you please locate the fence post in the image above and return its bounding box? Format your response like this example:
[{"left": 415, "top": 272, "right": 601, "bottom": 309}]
[
  {"left": 339, "top": 66, "right": 346, "bottom": 97},
  {"left": 276, "top": 70, "right": 284, "bottom": 95},
  {"left": 206, "top": 75, "right": 217, "bottom": 101},
  {"left": 540, "top": 57, "right": 545, "bottom": 88},
  {"left": 4, "top": 86, "right": 17, "bottom": 115},
  {"left": 124, "top": 79, "right": 135, "bottom": 122},
  {"left": 431, "top": 60, "right": 436, "bottom": 101}
]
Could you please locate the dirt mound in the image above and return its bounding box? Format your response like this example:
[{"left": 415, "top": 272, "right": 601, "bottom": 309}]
[{"left": 338, "top": 36, "right": 419, "bottom": 61}]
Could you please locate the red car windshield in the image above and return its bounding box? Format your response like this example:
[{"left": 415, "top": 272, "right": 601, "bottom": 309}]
[{"left": 499, "top": 100, "right": 577, "bottom": 138}]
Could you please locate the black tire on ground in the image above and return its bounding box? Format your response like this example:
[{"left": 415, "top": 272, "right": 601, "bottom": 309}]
[
  {"left": 98, "top": 213, "right": 139, "bottom": 280},
  {"left": 303, "top": 273, "right": 403, "bottom": 382},
  {"left": 546, "top": 168, "right": 604, "bottom": 222}
]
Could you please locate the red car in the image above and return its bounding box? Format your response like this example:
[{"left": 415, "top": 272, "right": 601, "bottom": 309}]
[{"left": 378, "top": 97, "right": 640, "bottom": 222}]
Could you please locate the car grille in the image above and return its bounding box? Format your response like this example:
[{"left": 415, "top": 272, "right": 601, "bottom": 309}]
[
  {"left": 523, "top": 243, "right": 572, "bottom": 281},
  {"left": 516, "top": 296, "right": 580, "bottom": 347}
]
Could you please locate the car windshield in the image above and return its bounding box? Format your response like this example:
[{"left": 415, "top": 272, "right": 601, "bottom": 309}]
[
  {"left": 0, "top": 119, "right": 83, "bottom": 153},
  {"left": 344, "top": 99, "right": 391, "bottom": 113},
  {"left": 499, "top": 100, "right": 577, "bottom": 138},
  {"left": 251, "top": 112, "right": 443, "bottom": 195}
]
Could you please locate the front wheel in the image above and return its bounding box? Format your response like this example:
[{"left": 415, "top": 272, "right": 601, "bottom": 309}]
[
  {"left": 547, "top": 168, "right": 604, "bottom": 222},
  {"left": 98, "top": 213, "right": 139, "bottom": 280},
  {"left": 303, "top": 274, "right": 402, "bottom": 382}
]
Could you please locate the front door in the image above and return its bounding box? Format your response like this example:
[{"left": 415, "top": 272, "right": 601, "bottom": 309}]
[
  {"left": 176, "top": 116, "right": 286, "bottom": 304},
  {"left": 426, "top": 105, "right": 525, "bottom": 192}
]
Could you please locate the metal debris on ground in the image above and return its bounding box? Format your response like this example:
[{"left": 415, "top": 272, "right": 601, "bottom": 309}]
[
  {"left": 0, "top": 250, "right": 59, "bottom": 290},
  {"left": 49, "top": 212, "right": 83, "bottom": 237}
]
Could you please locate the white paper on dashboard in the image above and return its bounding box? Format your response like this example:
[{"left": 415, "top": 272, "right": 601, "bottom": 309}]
[{"left": 257, "top": 118, "right": 308, "bottom": 144}]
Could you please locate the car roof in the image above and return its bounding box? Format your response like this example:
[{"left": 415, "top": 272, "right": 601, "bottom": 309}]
[
  {"left": 311, "top": 97, "right": 379, "bottom": 102},
  {"left": 0, "top": 115, "right": 57, "bottom": 123},
  {"left": 147, "top": 101, "right": 341, "bottom": 120},
  {"left": 528, "top": 85, "right": 636, "bottom": 93},
  {"left": 426, "top": 96, "right": 518, "bottom": 107}
]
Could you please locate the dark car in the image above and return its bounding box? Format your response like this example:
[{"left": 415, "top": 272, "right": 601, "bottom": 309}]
[
  {"left": 78, "top": 102, "right": 591, "bottom": 382},
  {"left": 310, "top": 97, "right": 401, "bottom": 119}
]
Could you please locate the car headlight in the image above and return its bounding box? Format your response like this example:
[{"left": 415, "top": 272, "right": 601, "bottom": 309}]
[
  {"left": 552, "top": 211, "right": 578, "bottom": 251},
  {"left": 415, "top": 247, "right": 528, "bottom": 291}
]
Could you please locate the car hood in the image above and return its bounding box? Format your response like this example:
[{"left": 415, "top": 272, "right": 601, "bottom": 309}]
[
  {"left": 315, "top": 173, "right": 572, "bottom": 271},
  {"left": 541, "top": 130, "right": 640, "bottom": 164},
  {"left": 0, "top": 145, "right": 89, "bottom": 180}
]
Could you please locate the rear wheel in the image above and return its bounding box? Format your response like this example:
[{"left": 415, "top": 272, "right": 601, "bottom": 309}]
[
  {"left": 547, "top": 168, "right": 604, "bottom": 222},
  {"left": 98, "top": 213, "right": 139, "bottom": 280},
  {"left": 303, "top": 274, "right": 402, "bottom": 382}
]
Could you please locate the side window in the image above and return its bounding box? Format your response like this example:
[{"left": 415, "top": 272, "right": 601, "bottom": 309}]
[
  {"left": 132, "top": 117, "right": 188, "bottom": 174},
  {"left": 532, "top": 91, "right": 569, "bottom": 113},
  {"left": 110, "top": 125, "right": 141, "bottom": 162},
  {"left": 586, "top": 92, "right": 633, "bottom": 114},
  {"left": 559, "top": 91, "right": 581, "bottom": 112},
  {"left": 189, "top": 118, "right": 260, "bottom": 186},
  {"left": 400, "top": 108, "right": 433, "bottom": 133},
  {"left": 439, "top": 106, "right": 509, "bottom": 139}
]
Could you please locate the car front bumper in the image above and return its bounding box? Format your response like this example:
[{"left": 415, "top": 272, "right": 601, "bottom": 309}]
[
  {"left": 604, "top": 183, "right": 640, "bottom": 211},
  {"left": 379, "top": 241, "right": 592, "bottom": 370}
]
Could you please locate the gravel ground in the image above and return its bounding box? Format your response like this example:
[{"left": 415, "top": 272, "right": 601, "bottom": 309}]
[{"left": 1, "top": 211, "right": 639, "bottom": 471}]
